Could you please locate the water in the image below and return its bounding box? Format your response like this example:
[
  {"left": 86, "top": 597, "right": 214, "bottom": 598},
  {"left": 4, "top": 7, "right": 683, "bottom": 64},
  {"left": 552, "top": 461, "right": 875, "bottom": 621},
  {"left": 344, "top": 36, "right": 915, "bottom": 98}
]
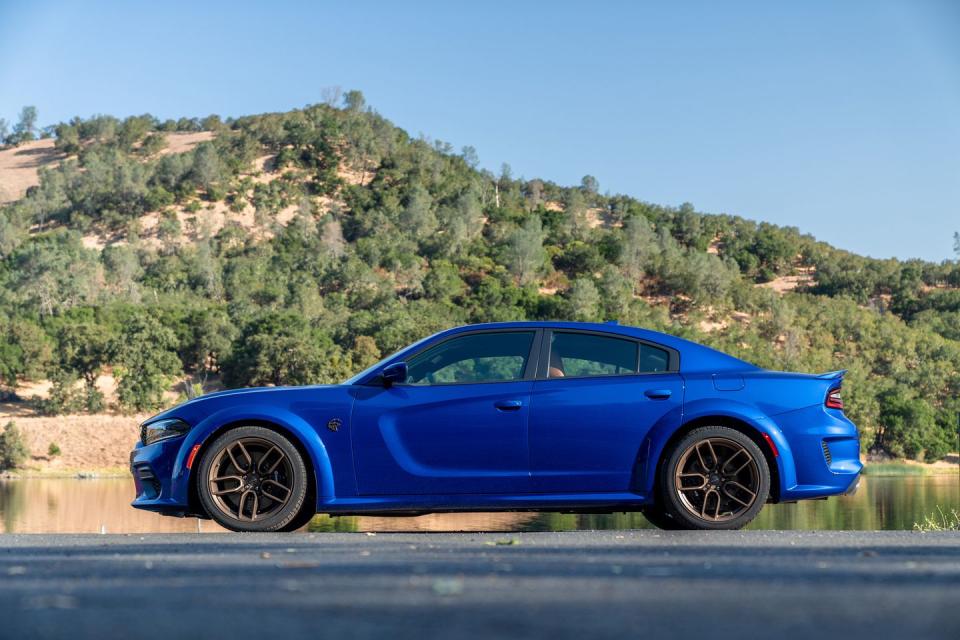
[{"left": 0, "top": 475, "right": 956, "bottom": 534}]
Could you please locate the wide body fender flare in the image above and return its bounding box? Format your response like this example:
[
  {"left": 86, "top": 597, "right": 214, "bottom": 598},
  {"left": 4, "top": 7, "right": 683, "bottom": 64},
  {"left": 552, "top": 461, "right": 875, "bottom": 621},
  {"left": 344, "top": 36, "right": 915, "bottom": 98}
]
[
  {"left": 167, "top": 407, "right": 335, "bottom": 506},
  {"left": 637, "top": 398, "right": 796, "bottom": 497}
]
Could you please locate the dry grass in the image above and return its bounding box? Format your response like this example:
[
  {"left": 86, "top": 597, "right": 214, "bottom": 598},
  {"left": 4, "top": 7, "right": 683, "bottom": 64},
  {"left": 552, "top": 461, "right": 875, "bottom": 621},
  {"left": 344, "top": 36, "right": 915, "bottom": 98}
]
[
  {"left": 2, "top": 414, "right": 143, "bottom": 474},
  {"left": 914, "top": 506, "right": 960, "bottom": 532},
  {"left": 0, "top": 139, "right": 66, "bottom": 204},
  {"left": 157, "top": 131, "right": 214, "bottom": 155}
]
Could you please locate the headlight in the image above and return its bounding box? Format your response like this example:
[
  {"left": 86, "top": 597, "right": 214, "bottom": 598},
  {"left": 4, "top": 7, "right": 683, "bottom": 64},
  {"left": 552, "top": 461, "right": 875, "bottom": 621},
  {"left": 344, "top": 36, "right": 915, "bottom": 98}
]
[{"left": 140, "top": 418, "right": 191, "bottom": 445}]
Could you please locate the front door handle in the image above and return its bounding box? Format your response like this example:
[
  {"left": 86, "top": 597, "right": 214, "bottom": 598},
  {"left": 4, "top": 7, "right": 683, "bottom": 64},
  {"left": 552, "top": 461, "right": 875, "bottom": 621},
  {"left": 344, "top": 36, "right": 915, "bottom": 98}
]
[
  {"left": 644, "top": 389, "right": 673, "bottom": 400},
  {"left": 494, "top": 400, "right": 523, "bottom": 411}
]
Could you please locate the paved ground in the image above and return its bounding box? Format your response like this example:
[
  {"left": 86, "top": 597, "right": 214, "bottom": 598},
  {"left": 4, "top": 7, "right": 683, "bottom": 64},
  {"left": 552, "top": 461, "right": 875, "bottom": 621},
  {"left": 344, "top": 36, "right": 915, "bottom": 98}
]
[{"left": 1, "top": 530, "right": 959, "bottom": 640}]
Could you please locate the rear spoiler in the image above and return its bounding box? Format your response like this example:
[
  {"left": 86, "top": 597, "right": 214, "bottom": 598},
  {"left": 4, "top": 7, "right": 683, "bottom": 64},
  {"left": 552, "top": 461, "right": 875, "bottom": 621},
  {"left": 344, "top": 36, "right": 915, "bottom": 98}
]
[{"left": 816, "top": 370, "right": 847, "bottom": 380}]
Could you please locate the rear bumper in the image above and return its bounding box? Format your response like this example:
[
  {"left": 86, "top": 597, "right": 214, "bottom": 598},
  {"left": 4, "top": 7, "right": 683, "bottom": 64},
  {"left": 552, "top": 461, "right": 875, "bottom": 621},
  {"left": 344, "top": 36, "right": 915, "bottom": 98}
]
[{"left": 773, "top": 404, "right": 862, "bottom": 501}]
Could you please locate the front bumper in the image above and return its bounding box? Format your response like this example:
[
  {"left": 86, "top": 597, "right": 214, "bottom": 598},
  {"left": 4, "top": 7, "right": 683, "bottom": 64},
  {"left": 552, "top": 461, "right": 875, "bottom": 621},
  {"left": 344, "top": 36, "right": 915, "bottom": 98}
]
[
  {"left": 842, "top": 475, "right": 861, "bottom": 496},
  {"left": 130, "top": 437, "right": 194, "bottom": 515}
]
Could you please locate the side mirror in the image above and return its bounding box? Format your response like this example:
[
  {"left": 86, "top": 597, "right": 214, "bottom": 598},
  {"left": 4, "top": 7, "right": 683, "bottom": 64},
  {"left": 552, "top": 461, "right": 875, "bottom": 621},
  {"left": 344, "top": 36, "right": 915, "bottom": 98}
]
[{"left": 380, "top": 361, "right": 408, "bottom": 387}]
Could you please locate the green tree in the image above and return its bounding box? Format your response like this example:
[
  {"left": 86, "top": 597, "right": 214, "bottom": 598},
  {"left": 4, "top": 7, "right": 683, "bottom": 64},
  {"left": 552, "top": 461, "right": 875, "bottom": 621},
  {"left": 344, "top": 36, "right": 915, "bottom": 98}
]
[
  {"left": 461, "top": 145, "right": 479, "bottom": 169},
  {"left": 0, "top": 422, "right": 29, "bottom": 471},
  {"left": 581, "top": 175, "right": 599, "bottom": 195},
  {"left": 55, "top": 323, "right": 110, "bottom": 412},
  {"left": 191, "top": 143, "right": 222, "bottom": 193},
  {"left": 0, "top": 319, "right": 52, "bottom": 395},
  {"left": 505, "top": 216, "right": 547, "bottom": 284},
  {"left": 349, "top": 335, "right": 381, "bottom": 372},
  {"left": 343, "top": 90, "right": 366, "bottom": 113},
  {"left": 568, "top": 278, "right": 601, "bottom": 321},
  {"left": 877, "top": 392, "right": 953, "bottom": 462},
  {"left": 11, "top": 106, "right": 38, "bottom": 144},
  {"left": 113, "top": 315, "right": 182, "bottom": 412},
  {"left": 620, "top": 215, "right": 656, "bottom": 282},
  {"left": 400, "top": 184, "right": 438, "bottom": 243},
  {"left": 222, "top": 313, "right": 348, "bottom": 387}
]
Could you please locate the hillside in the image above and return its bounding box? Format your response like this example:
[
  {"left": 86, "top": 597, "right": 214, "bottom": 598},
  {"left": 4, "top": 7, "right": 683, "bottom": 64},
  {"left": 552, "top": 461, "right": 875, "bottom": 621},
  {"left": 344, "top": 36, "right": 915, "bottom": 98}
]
[{"left": 1, "top": 92, "right": 958, "bottom": 464}]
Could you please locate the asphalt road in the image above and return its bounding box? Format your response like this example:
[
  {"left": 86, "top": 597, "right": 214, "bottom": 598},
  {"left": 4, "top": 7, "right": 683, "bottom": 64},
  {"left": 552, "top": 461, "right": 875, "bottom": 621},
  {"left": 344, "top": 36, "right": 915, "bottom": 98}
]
[{"left": 1, "top": 530, "right": 959, "bottom": 640}]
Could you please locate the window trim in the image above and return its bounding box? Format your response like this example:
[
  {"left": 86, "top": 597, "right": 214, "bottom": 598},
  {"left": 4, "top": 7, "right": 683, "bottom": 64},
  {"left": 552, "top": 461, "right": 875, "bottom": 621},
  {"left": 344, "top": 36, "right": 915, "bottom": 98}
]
[
  {"left": 389, "top": 328, "right": 543, "bottom": 387},
  {"left": 535, "top": 329, "right": 679, "bottom": 381}
]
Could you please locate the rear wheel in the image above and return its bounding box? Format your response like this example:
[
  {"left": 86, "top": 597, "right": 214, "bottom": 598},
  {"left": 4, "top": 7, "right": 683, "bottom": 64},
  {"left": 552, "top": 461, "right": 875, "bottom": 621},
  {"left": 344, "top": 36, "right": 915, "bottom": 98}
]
[
  {"left": 197, "top": 426, "right": 311, "bottom": 532},
  {"left": 657, "top": 426, "right": 770, "bottom": 530}
]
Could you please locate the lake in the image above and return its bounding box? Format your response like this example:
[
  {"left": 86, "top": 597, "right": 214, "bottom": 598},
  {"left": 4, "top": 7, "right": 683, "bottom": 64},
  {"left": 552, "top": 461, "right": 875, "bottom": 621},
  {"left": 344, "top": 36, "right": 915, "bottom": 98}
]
[{"left": 0, "top": 475, "right": 956, "bottom": 534}]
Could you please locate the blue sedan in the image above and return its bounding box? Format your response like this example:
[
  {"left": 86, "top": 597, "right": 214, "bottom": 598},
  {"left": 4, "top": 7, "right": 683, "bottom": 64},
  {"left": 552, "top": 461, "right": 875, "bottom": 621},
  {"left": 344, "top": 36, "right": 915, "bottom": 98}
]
[{"left": 131, "top": 321, "right": 862, "bottom": 531}]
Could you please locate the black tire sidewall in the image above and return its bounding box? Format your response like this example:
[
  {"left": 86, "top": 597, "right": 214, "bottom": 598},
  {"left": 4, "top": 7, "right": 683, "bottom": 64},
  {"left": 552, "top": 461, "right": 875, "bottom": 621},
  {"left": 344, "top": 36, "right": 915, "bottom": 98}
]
[
  {"left": 658, "top": 426, "right": 770, "bottom": 530},
  {"left": 197, "top": 426, "right": 310, "bottom": 532}
]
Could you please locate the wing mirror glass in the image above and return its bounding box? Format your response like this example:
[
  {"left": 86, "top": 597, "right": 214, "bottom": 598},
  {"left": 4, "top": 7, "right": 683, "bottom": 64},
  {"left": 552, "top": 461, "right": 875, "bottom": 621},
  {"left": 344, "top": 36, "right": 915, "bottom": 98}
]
[{"left": 380, "top": 361, "right": 408, "bottom": 387}]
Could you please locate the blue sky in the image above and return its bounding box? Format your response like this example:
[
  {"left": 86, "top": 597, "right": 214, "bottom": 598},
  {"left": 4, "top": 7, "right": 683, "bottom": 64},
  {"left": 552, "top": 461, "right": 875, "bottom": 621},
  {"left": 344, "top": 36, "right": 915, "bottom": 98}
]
[{"left": 1, "top": 0, "right": 958, "bottom": 262}]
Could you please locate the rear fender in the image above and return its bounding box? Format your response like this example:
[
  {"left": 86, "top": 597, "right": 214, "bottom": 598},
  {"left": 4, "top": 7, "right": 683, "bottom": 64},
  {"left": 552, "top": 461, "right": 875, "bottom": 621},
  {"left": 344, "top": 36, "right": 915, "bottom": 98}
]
[
  {"left": 637, "top": 398, "right": 796, "bottom": 498},
  {"left": 168, "top": 406, "right": 335, "bottom": 506}
]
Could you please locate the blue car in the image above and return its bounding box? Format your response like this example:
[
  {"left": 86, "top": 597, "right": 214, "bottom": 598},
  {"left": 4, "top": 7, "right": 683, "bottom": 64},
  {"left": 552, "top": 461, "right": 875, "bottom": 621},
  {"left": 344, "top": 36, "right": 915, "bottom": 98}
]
[{"left": 131, "top": 321, "right": 861, "bottom": 531}]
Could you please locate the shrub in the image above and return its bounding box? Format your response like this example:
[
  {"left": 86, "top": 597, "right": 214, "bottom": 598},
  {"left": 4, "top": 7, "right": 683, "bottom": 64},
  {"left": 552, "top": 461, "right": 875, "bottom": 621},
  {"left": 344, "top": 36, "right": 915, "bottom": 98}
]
[
  {"left": 0, "top": 421, "right": 29, "bottom": 471},
  {"left": 48, "top": 442, "right": 61, "bottom": 457}
]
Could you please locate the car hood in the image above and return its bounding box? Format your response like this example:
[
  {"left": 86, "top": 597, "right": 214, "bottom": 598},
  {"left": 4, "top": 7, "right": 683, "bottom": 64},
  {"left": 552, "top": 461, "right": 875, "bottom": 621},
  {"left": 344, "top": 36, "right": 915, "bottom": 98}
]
[{"left": 142, "top": 384, "right": 343, "bottom": 425}]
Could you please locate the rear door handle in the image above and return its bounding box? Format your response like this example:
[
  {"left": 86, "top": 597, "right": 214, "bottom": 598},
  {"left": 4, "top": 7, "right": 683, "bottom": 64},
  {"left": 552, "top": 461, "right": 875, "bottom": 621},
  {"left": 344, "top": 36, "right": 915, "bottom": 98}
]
[
  {"left": 494, "top": 400, "right": 523, "bottom": 411},
  {"left": 644, "top": 389, "right": 672, "bottom": 400}
]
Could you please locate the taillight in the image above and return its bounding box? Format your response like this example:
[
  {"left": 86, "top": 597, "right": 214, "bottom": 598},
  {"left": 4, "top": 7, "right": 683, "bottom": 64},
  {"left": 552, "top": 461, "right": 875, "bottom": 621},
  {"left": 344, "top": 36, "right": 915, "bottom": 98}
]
[{"left": 826, "top": 387, "right": 843, "bottom": 410}]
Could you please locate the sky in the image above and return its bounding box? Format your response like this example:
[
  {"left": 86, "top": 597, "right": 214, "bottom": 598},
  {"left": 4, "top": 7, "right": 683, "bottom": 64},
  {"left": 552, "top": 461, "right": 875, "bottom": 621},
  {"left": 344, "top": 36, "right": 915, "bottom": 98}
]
[{"left": 1, "top": 0, "right": 958, "bottom": 262}]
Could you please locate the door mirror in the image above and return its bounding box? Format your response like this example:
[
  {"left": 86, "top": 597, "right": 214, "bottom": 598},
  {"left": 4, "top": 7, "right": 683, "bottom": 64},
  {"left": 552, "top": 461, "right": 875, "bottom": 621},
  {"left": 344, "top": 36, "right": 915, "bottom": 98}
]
[{"left": 380, "top": 361, "right": 408, "bottom": 387}]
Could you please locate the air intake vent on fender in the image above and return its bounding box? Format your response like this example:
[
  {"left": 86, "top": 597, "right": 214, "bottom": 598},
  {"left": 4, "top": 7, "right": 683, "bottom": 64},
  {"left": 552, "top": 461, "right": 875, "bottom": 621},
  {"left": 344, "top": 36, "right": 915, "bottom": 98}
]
[{"left": 821, "top": 440, "right": 832, "bottom": 466}]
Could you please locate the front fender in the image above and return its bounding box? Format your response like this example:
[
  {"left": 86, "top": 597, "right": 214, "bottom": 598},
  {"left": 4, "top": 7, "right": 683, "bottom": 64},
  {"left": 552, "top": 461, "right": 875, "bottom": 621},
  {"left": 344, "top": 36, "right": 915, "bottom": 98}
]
[
  {"left": 168, "top": 406, "right": 336, "bottom": 507},
  {"left": 638, "top": 398, "right": 797, "bottom": 499}
]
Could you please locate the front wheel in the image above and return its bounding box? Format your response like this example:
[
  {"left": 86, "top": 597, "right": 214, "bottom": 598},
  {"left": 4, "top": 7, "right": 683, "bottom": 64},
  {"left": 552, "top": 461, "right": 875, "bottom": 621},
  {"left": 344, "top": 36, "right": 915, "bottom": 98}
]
[
  {"left": 197, "top": 426, "right": 312, "bottom": 532},
  {"left": 657, "top": 426, "right": 770, "bottom": 530}
]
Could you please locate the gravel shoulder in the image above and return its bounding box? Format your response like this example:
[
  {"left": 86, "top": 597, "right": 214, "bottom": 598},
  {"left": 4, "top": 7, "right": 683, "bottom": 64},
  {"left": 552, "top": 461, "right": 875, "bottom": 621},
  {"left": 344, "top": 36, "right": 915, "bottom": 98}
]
[{"left": 1, "top": 530, "right": 958, "bottom": 640}]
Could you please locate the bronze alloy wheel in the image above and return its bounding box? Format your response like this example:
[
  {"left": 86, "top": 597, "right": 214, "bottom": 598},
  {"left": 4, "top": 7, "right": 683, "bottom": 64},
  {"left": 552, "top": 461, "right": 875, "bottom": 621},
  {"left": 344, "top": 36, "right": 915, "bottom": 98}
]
[
  {"left": 673, "top": 437, "right": 760, "bottom": 522},
  {"left": 207, "top": 437, "right": 295, "bottom": 522}
]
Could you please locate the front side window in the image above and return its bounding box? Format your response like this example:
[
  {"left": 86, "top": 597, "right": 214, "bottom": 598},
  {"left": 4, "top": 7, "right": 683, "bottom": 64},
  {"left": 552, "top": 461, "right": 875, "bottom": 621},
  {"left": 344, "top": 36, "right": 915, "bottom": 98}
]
[{"left": 405, "top": 332, "right": 535, "bottom": 385}]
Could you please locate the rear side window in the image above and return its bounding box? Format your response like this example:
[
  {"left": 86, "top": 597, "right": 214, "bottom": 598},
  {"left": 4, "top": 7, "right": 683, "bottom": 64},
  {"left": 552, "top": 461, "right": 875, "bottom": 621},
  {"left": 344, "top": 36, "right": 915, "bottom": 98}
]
[
  {"left": 406, "top": 331, "right": 535, "bottom": 385},
  {"left": 639, "top": 343, "right": 670, "bottom": 373},
  {"left": 548, "top": 332, "right": 638, "bottom": 378}
]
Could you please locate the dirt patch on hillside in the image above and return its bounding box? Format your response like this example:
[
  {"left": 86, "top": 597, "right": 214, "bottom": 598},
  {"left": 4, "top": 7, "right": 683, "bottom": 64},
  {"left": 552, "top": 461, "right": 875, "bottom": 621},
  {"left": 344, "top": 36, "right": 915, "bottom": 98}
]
[
  {"left": 0, "top": 139, "right": 67, "bottom": 204},
  {"left": 756, "top": 273, "right": 814, "bottom": 294},
  {"left": 158, "top": 131, "right": 214, "bottom": 155},
  {"left": 2, "top": 413, "right": 143, "bottom": 474}
]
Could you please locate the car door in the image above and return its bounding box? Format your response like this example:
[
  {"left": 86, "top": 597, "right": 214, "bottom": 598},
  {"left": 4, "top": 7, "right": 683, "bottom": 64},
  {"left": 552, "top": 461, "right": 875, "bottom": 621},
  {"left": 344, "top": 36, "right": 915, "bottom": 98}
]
[
  {"left": 528, "top": 330, "right": 684, "bottom": 493},
  {"left": 351, "top": 329, "right": 540, "bottom": 495}
]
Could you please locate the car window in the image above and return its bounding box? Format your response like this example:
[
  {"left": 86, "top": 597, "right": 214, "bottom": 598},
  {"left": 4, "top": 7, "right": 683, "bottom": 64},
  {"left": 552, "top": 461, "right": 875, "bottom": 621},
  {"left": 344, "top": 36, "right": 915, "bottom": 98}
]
[
  {"left": 639, "top": 343, "right": 670, "bottom": 373},
  {"left": 405, "top": 332, "right": 535, "bottom": 385},
  {"left": 548, "top": 332, "right": 638, "bottom": 378}
]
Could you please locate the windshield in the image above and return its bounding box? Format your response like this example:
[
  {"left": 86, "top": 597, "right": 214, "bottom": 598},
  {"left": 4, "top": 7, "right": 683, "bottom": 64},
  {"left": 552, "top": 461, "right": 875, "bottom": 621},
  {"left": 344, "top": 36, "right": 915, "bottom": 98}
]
[{"left": 341, "top": 332, "right": 439, "bottom": 385}]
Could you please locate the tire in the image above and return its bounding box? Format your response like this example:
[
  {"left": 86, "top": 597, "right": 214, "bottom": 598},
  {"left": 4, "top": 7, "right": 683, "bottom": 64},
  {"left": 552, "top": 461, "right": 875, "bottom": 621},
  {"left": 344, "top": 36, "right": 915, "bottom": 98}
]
[
  {"left": 197, "top": 426, "right": 311, "bottom": 532},
  {"left": 277, "top": 504, "right": 317, "bottom": 532},
  {"left": 657, "top": 426, "right": 770, "bottom": 530}
]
